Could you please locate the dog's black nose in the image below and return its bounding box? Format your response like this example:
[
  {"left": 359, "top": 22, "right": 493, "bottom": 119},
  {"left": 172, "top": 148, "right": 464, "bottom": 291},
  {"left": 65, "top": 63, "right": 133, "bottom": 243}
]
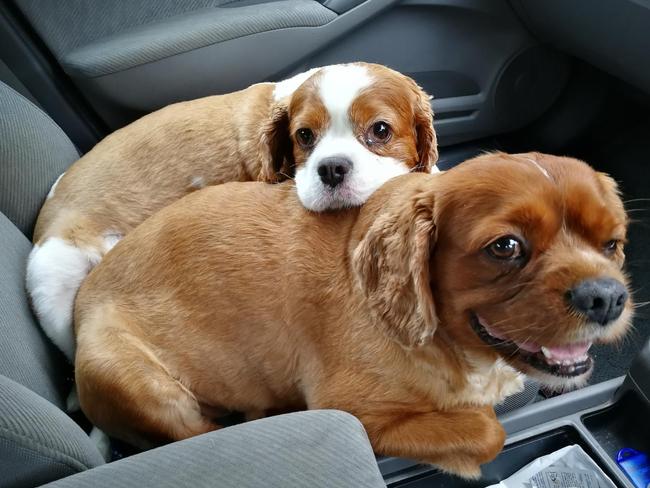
[
  {"left": 567, "top": 278, "right": 628, "bottom": 325},
  {"left": 317, "top": 157, "right": 352, "bottom": 188}
]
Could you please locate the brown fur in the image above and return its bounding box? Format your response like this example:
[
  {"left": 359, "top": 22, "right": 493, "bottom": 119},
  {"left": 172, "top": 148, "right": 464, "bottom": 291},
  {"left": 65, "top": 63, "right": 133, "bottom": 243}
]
[
  {"left": 74, "top": 152, "right": 632, "bottom": 478},
  {"left": 34, "top": 82, "right": 276, "bottom": 245},
  {"left": 35, "top": 63, "right": 436, "bottom": 253},
  {"left": 268, "top": 63, "right": 437, "bottom": 176}
]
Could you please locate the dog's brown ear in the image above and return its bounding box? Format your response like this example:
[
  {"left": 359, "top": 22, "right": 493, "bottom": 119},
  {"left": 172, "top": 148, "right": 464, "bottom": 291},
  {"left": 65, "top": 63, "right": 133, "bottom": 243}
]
[
  {"left": 258, "top": 102, "right": 294, "bottom": 183},
  {"left": 596, "top": 171, "right": 628, "bottom": 266},
  {"left": 410, "top": 81, "right": 438, "bottom": 172},
  {"left": 352, "top": 191, "right": 438, "bottom": 348}
]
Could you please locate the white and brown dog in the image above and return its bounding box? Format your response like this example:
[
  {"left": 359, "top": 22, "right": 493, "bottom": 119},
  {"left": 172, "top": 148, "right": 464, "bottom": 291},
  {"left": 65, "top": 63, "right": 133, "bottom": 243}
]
[
  {"left": 27, "top": 62, "right": 437, "bottom": 361},
  {"left": 74, "top": 152, "right": 631, "bottom": 477}
]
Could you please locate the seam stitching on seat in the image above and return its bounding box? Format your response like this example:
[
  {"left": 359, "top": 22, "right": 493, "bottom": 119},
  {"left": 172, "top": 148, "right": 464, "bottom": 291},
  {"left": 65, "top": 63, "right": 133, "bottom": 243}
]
[{"left": 0, "top": 425, "right": 95, "bottom": 472}]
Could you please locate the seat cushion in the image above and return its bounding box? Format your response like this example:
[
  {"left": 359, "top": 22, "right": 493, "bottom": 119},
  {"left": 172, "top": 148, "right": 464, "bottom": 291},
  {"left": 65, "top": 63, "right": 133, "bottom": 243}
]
[
  {"left": 0, "top": 81, "right": 78, "bottom": 238},
  {"left": 0, "top": 211, "right": 69, "bottom": 408},
  {"left": 0, "top": 375, "right": 104, "bottom": 488},
  {"left": 42, "top": 410, "right": 385, "bottom": 488}
]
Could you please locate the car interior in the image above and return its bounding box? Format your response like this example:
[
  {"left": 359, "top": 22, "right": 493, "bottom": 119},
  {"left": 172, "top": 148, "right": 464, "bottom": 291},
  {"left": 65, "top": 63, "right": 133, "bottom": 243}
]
[{"left": 1, "top": 0, "right": 649, "bottom": 486}]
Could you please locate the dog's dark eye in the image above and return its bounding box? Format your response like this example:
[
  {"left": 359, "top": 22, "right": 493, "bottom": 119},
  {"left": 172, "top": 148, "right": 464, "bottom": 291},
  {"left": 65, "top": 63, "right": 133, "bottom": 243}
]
[
  {"left": 366, "top": 121, "right": 391, "bottom": 145},
  {"left": 296, "top": 128, "right": 315, "bottom": 148},
  {"left": 603, "top": 239, "right": 619, "bottom": 255},
  {"left": 486, "top": 236, "right": 524, "bottom": 261}
]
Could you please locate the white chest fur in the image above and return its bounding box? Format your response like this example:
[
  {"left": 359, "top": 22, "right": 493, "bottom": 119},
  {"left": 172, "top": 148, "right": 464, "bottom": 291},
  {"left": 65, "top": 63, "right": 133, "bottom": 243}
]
[{"left": 459, "top": 356, "right": 525, "bottom": 407}]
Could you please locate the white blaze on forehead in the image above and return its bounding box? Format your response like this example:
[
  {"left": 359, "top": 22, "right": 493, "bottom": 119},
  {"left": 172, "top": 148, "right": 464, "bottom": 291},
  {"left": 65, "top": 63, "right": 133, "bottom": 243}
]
[
  {"left": 293, "top": 63, "right": 408, "bottom": 212},
  {"left": 273, "top": 67, "right": 323, "bottom": 101},
  {"left": 317, "top": 64, "right": 373, "bottom": 133},
  {"left": 520, "top": 157, "right": 550, "bottom": 180}
]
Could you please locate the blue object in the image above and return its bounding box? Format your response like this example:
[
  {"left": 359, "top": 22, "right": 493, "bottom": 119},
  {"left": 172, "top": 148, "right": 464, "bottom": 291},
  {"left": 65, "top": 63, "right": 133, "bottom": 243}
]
[{"left": 617, "top": 448, "right": 650, "bottom": 488}]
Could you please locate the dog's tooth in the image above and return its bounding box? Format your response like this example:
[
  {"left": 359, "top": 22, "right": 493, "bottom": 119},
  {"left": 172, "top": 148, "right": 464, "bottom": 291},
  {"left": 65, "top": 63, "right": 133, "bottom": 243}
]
[
  {"left": 541, "top": 346, "right": 552, "bottom": 359},
  {"left": 568, "top": 365, "right": 576, "bottom": 373}
]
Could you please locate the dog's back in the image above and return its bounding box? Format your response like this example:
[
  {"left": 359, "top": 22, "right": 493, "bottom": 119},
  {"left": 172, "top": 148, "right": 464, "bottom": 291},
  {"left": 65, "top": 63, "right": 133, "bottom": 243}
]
[
  {"left": 71, "top": 154, "right": 634, "bottom": 478},
  {"left": 27, "top": 82, "right": 276, "bottom": 361},
  {"left": 74, "top": 180, "right": 363, "bottom": 445}
]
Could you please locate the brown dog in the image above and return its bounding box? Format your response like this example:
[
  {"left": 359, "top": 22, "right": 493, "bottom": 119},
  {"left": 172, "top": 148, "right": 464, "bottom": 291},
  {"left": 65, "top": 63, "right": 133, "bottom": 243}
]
[
  {"left": 27, "top": 62, "right": 437, "bottom": 362},
  {"left": 74, "top": 152, "right": 632, "bottom": 478}
]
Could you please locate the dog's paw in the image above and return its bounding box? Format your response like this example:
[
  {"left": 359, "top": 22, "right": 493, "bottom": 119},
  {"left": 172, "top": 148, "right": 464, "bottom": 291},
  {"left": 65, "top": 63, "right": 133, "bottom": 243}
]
[{"left": 435, "top": 457, "right": 483, "bottom": 480}]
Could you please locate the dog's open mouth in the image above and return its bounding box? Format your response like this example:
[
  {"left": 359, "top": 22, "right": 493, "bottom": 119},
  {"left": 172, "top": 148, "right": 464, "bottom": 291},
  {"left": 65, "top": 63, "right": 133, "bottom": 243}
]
[{"left": 470, "top": 313, "right": 593, "bottom": 377}]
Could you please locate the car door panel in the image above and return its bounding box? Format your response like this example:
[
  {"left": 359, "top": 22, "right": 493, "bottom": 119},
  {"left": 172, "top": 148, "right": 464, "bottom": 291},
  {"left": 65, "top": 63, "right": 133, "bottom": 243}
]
[{"left": 12, "top": 0, "right": 567, "bottom": 146}]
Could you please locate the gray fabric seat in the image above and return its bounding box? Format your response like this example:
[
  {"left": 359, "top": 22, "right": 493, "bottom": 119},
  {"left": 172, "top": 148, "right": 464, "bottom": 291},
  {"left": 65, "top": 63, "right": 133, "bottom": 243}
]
[
  {"left": 41, "top": 410, "right": 382, "bottom": 488},
  {"left": 0, "top": 376, "right": 105, "bottom": 487},
  {"left": 0, "top": 80, "right": 386, "bottom": 487},
  {"left": 0, "top": 213, "right": 68, "bottom": 407},
  {"left": 0, "top": 82, "right": 78, "bottom": 239}
]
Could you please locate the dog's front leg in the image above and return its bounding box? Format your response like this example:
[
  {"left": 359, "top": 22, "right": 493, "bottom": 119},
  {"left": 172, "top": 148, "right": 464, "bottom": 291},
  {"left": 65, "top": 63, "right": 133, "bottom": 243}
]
[{"left": 357, "top": 405, "right": 505, "bottom": 479}]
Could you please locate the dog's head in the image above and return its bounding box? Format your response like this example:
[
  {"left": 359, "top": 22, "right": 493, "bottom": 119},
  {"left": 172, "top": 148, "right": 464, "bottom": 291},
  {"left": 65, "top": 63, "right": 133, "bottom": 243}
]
[
  {"left": 259, "top": 63, "right": 437, "bottom": 211},
  {"left": 353, "top": 152, "right": 632, "bottom": 390}
]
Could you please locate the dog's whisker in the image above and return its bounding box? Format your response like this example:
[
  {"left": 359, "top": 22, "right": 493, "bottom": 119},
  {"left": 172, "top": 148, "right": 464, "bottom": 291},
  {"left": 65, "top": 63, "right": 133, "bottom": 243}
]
[
  {"left": 623, "top": 198, "right": 650, "bottom": 204},
  {"left": 473, "top": 315, "right": 540, "bottom": 334}
]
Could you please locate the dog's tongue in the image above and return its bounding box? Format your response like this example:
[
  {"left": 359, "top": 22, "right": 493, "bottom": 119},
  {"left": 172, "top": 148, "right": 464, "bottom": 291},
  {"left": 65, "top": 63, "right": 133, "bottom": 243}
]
[
  {"left": 513, "top": 340, "right": 592, "bottom": 358},
  {"left": 543, "top": 342, "right": 592, "bottom": 359},
  {"left": 480, "top": 316, "right": 593, "bottom": 359}
]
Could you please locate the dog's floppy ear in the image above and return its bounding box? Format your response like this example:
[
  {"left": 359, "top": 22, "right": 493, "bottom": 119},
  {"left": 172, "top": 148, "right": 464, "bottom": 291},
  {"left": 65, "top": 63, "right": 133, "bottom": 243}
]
[
  {"left": 258, "top": 102, "right": 294, "bottom": 183},
  {"left": 352, "top": 191, "right": 438, "bottom": 348},
  {"left": 596, "top": 171, "right": 628, "bottom": 266},
  {"left": 410, "top": 81, "right": 438, "bottom": 172}
]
